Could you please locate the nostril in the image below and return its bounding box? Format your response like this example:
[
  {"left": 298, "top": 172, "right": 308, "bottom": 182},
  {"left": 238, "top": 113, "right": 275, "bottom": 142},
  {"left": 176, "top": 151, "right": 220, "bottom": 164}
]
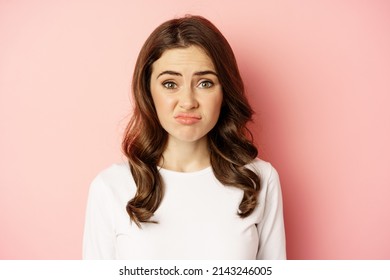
[
  {"left": 179, "top": 103, "right": 199, "bottom": 110},
  {"left": 179, "top": 96, "right": 199, "bottom": 110}
]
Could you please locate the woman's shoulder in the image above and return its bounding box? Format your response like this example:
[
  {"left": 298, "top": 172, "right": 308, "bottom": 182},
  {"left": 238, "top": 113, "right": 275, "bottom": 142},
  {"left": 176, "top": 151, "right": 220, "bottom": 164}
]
[
  {"left": 93, "top": 161, "right": 131, "bottom": 184},
  {"left": 246, "top": 157, "right": 279, "bottom": 182},
  {"left": 89, "top": 161, "right": 135, "bottom": 199},
  {"left": 248, "top": 158, "right": 283, "bottom": 216}
]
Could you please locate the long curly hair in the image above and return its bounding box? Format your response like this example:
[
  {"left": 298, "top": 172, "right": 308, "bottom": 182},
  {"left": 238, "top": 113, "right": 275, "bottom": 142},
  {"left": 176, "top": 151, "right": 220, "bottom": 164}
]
[{"left": 122, "top": 15, "right": 260, "bottom": 227}]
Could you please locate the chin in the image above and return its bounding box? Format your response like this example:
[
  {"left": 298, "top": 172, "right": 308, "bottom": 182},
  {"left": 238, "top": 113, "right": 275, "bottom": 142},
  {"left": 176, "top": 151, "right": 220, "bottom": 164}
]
[{"left": 169, "top": 133, "right": 208, "bottom": 144}]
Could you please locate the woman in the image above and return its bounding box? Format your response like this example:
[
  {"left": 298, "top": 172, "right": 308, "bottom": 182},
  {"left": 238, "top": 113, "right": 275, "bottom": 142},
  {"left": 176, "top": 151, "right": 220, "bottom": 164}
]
[{"left": 83, "top": 15, "right": 286, "bottom": 259}]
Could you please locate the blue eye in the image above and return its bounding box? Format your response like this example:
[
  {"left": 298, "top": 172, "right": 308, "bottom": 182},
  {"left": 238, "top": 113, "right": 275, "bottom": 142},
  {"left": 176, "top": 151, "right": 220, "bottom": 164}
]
[
  {"left": 163, "top": 81, "right": 177, "bottom": 89},
  {"left": 198, "top": 81, "right": 213, "bottom": 88}
]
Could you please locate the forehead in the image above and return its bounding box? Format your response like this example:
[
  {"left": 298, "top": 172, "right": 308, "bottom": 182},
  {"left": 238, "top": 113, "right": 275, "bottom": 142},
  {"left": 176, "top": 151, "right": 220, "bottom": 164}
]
[{"left": 152, "top": 46, "right": 216, "bottom": 72}]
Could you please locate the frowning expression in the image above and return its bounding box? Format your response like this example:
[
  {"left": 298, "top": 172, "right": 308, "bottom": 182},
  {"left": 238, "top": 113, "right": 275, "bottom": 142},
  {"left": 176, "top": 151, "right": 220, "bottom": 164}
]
[{"left": 150, "top": 46, "right": 223, "bottom": 144}]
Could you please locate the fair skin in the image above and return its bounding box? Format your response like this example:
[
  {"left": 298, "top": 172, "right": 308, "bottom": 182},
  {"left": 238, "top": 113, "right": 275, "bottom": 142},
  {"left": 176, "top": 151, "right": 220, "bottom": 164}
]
[{"left": 150, "top": 45, "right": 223, "bottom": 172}]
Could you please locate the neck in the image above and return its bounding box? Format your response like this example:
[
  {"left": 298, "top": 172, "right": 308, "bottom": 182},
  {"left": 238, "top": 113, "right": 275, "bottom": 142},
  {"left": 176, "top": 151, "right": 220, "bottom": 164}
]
[{"left": 159, "top": 137, "right": 210, "bottom": 172}]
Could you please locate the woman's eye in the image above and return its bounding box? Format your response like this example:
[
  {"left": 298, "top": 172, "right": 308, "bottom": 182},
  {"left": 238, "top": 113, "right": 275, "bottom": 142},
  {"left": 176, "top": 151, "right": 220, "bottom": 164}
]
[
  {"left": 162, "top": 81, "right": 177, "bottom": 89},
  {"left": 198, "top": 81, "right": 213, "bottom": 88}
]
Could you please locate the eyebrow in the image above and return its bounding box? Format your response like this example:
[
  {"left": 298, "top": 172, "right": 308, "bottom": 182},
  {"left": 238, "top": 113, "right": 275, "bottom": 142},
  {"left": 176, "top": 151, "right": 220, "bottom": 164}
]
[{"left": 156, "top": 70, "right": 218, "bottom": 79}]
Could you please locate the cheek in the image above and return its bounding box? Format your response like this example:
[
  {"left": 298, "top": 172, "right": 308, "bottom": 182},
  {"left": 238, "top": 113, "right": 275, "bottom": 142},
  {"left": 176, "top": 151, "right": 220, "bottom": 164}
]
[
  {"left": 202, "top": 97, "right": 223, "bottom": 127},
  {"left": 151, "top": 93, "right": 175, "bottom": 123},
  {"left": 151, "top": 87, "right": 166, "bottom": 112},
  {"left": 154, "top": 97, "right": 173, "bottom": 113},
  {"left": 211, "top": 94, "right": 224, "bottom": 117}
]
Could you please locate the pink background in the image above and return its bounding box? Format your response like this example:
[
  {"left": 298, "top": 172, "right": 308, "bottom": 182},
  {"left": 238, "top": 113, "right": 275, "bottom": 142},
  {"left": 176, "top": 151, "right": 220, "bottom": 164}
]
[{"left": 1, "top": 0, "right": 389, "bottom": 259}]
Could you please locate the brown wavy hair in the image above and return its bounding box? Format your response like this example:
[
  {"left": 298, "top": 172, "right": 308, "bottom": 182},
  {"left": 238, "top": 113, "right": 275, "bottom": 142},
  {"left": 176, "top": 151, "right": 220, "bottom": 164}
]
[{"left": 122, "top": 15, "right": 260, "bottom": 227}]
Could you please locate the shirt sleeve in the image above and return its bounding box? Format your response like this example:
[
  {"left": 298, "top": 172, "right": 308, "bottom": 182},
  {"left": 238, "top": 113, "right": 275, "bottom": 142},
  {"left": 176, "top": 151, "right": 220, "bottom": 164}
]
[
  {"left": 82, "top": 175, "right": 116, "bottom": 259},
  {"left": 256, "top": 165, "right": 286, "bottom": 259}
]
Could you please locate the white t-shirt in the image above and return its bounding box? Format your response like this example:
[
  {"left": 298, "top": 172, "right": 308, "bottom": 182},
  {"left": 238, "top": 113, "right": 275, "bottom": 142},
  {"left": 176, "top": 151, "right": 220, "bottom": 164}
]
[{"left": 83, "top": 158, "right": 286, "bottom": 259}]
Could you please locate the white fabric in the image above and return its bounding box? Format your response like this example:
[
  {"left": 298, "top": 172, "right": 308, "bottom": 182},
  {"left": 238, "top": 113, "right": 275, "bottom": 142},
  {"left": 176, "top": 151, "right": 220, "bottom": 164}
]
[{"left": 83, "top": 158, "right": 286, "bottom": 259}]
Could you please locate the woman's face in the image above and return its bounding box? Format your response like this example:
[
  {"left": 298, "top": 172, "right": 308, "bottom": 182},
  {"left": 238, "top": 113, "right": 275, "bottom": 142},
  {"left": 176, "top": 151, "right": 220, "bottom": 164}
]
[{"left": 150, "top": 46, "right": 223, "bottom": 144}]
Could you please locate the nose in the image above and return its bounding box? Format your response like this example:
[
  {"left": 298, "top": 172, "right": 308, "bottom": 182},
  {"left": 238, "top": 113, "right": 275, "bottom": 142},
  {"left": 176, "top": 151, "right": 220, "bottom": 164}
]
[{"left": 179, "top": 86, "right": 199, "bottom": 110}]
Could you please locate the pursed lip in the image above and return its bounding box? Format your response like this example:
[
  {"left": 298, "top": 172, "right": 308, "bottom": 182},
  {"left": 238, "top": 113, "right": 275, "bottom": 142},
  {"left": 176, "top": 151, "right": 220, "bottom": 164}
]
[
  {"left": 174, "top": 113, "right": 202, "bottom": 124},
  {"left": 174, "top": 113, "right": 202, "bottom": 119}
]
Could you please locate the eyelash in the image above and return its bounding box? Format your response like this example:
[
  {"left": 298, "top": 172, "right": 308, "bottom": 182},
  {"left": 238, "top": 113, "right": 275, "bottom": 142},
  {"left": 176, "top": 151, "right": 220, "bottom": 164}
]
[
  {"left": 162, "top": 81, "right": 177, "bottom": 89},
  {"left": 198, "top": 80, "right": 214, "bottom": 88},
  {"left": 162, "top": 80, "right": 214, "bottom": 89}
]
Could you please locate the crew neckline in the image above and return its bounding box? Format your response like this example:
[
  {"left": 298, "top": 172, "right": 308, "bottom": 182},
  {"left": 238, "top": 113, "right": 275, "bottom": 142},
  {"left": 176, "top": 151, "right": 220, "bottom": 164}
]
[{"left": 157, "top": 165, "right": 213, "bottom": 176}]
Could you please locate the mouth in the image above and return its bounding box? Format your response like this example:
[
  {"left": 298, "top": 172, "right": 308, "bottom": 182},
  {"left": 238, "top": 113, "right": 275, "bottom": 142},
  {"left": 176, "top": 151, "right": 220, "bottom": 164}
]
[{"left": 174, "top": 113, "right": 202, "bottom": 125}]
